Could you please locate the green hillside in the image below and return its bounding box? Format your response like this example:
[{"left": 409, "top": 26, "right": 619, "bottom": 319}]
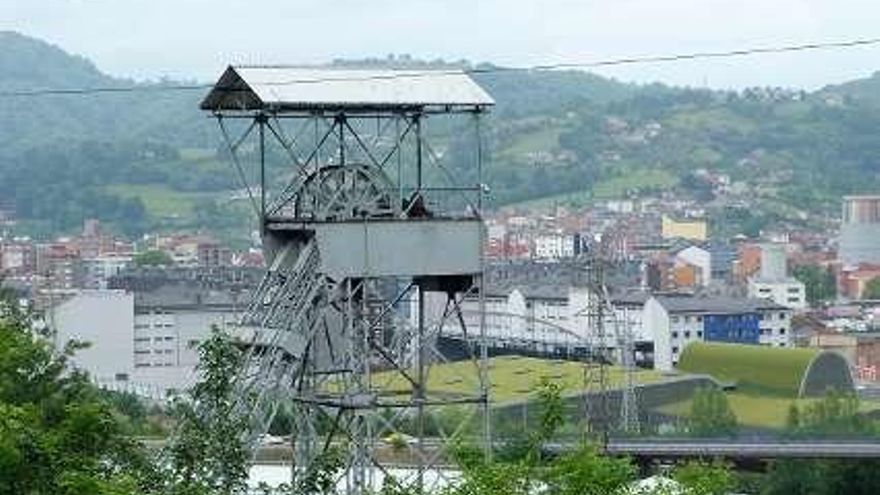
[{"left": 2, "top": 31, "right": 880, "bottom": 240}]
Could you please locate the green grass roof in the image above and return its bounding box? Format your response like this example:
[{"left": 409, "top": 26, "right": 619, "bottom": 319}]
[
  {"left": 677, "top": 342, "right": 819, "bottom": 397},
  {"left": 372, "top": 356, "right": 664, "bottom": 404}
]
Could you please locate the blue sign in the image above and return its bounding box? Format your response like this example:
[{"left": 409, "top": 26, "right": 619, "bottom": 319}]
[{"left": 703, "top": 313, "right": 760, "bottom": 344}]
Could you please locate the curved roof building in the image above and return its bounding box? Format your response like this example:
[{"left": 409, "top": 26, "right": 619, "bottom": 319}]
[{"left": 678, "top": 342, "right": 854, "bottom": 398}]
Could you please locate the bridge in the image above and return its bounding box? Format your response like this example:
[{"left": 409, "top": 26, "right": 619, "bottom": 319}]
[{"left": 603, "top": 438, "right": 880, "bottom": 463}]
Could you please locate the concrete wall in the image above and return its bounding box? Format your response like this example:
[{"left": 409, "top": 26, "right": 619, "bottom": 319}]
[
  {"left": 53, "top": 290, "right": 134, "bottom": 382},
  {"left": 645, "top": 298, "right": 672, "bottom": 371}
]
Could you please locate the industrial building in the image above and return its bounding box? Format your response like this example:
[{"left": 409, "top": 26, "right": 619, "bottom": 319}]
[
  {"left": 839, "top": 195, "right": 880, "bottom": 266},
  {"left": 49, "top": 267, "right": 257, "bottom": 395}
]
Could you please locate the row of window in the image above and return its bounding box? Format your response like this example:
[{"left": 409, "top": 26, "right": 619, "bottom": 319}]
[
  {"left": 135, "top": 349, "right": 175, "bottom": 355},
  {"left": 670, "top": 330, "right": 703, "bottom": 339},
  {"left": 134, "top": 336, "right": 175, "bottom": 343},
  {"left": 759, "top": 328, "right": 786, "bottom": 335},
  {"left": 134, "top": 323, "right": 174, "bottom": 329},
  {"left": 672, "top": 312, "right": 789, "bottom": 324}
]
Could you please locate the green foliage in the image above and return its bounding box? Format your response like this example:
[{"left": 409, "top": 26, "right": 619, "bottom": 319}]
[
  {"left": 542, "top": 444, "right": 637, "bottom": 495},
  {"left": 687, "top": 387, "right": 737, "bottom": 437},
  {"left": 133, "top": 249, "right": 174, "bottom": 267},
  {"left": 443, "top": 461, "right": 534, "bottom": 495},
  {"left": 793, "top": 265, "right": 837, "bottom": 305},
  {"left": 764, "top": 391, "right": 880, "bottom": 494},
  {"left": 672, "top": 460, "right": 735, "bottom": 495},
  {"left": 864, "top": 277, "right": 880, "bottom": 300},
  {"left": 786, "top": 390, "right": 875, "bottom": 438},
  {"left": 0, "top": 294, "right": 157, "bottom": 494},
  {"left": 164, "top": 326, "right": 249, "bottom": 495},
  {"left": 534, "top": 379, "right": 564, "bottom": 446}
]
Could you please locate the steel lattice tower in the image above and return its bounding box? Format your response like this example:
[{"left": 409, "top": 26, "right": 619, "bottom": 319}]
[{"left": 200, "top": 67, "right": 493, "bottom": 494}]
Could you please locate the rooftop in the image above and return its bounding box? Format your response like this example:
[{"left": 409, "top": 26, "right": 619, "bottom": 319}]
[
  {"left": 654, "top": 294, "right": 789, "bottom": 315},
  {"left": 201, "top": 66, "right": 495, "bottom": 112}
]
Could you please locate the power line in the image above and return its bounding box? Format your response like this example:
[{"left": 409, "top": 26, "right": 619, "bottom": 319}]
[{"left": 2, "top": 37, "right": 880, "bottom": 98}]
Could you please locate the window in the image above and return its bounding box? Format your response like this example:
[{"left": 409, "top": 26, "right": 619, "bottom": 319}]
[
  {"left": 671, "top": 316, "right": 680, "bottom": 324},
  {"left": 671, "top": 331, "right": 679, "bottom": 339},
  {"left": 153, "top": 337, "right": 163, "bottom": 343},
  {"left": 685, "top": 316, "right": 691, "bottom": 323},
  {"left": 696, "top": 316, "right": 703, "bottom": 323},
  {"left": 135, "top": 350, "right": 150, "bottom": 355},
  {"left": 779, "top": 312, "right": 787, "bottom": 320},
  {"left": 684, "top": 331, "right": 691, "bottom": 338},
  {"left": 696, "top": 331, "right": 703, "bottom": 338},
  {"left": 115, "top": 373, "right": 129, "bottom": 381},
  {"left": 787, "top": 287, "right": 800, "bottom": 293},
  {"left": 787, "top": 297, "right": 800, "bottom": 303},
  {"left": 164, "top": 336, "right": 173, "bottom": 341},
  {"left": 779, "top": 328, "right": 786, "bottom": 335},
  {"left": 672, "top": 346, "right": 679, "bottom": 354}
]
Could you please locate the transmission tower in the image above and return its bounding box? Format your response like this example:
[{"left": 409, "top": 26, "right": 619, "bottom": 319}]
[
  {"left": 582, "top": 254, "right": 609, "bottom": 440},
  {"left": 582, "top": 225, "right": 640, "bottom": 440},
  {"left": 199, "top": 67, "right": 493, "bottom": 494}
]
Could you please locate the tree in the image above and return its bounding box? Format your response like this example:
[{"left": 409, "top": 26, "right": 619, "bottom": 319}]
[
  {"left": 672, "top": 460, "right": 735, "bottom": 495},
  {"left": 133, "top": 250, "right": 174, "bottom": 267},
  {"left": 0, "top": 291, "right": 157, "bottom": 494},
  {"left": 543, "top": 444, "right": 637, "bottom": 495},
  {"left": 765, "top": 392, "right": 880, "bottom": 495},
  {"left": 164, "top": 326, "right": 249, "bottom": 495},
  {"left": 793, "top": 265, "right": 836, "bottom": 305},
  {"left": 688, "top": 387, "right": 737, "bottom": 437},
  {"left": 864, "top": 276, "right": 880, "bottom": 300}
]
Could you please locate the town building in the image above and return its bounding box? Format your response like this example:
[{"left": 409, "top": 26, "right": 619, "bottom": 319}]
[
  {"left": 48, "top": 267, "right": 261, "bottom": 395},
  {"left": 644, "top": 294, "right": 793, "bottom": 371},
  {"left": 839, "top": 195, "right": 880, "bottom": 266},
  {"left": 533, "top": 233, "right": 579, "bottom": 260},
  {"left": 747, "top": 243, "right": 806, "bottom": 310},
  {"left": 660, "top": 215, "right": 707, "bottom": 242}
]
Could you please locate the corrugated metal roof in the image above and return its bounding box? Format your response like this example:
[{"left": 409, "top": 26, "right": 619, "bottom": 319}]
[
  {"left": 655, "top": 294, "right": 788, "bottom": 314},
  {"left": 200, "top": 66, "right": 494, "bottom": 111}
]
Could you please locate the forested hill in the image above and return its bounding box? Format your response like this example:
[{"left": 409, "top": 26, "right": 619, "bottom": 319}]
[{"left": 1, "top": 31, "right": 879, "bottom": 241}]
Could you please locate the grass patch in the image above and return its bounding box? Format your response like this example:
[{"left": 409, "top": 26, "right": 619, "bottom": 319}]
[
  {"left": 502, "top": 167, "right": 677, "bottom": 210},
  {"left": 498, "top": 127, "right": 565, "bottom": 160},
  {"left": 592, "top": 168, "right": 677, "bottom": 199},
  {"left": 372, "top": 356, "right": 664, "bottom": 404},
  {"left": 105, "top": 184, "right": 221, "bottom": 221},
  {"left": 656, "top": 392, "right": 880, "bottom": 430}
]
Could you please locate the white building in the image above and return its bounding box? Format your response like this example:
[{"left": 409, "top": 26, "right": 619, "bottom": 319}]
[
  {"left": 51, "top": 290, "right": 135, "bottom": 383},
  {"left": 747, "top": 243, "right": 806, "bottom": 310},
  {"left": 748, "top": 279, "right": 806, "bottom": 310},
  {"left": 78, "top": 253, "right": 132, "bottom": 289},
  {"left": 414, "top": 281, "right": 595, "bottom": 357},
  {"left": 534, "top": 234, "right": 578, "bottom": 260},
  {"left": 49, "top": 285, "right": 242, "bottom": 396},
  {"left": 644, "top": 295, "right": 793, "bottom": 372}
]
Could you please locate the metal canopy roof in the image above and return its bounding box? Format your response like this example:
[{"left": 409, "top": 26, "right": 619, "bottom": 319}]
[{"left": 200, "top": 66, "right": 495, "bottom": 112}]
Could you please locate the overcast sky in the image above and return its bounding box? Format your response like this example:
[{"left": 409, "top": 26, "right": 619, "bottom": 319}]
[{"left": 4, "top": 0, "right": 880, "bottom": 89}]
